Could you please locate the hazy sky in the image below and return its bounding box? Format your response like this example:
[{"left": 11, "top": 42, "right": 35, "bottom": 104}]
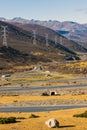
[{"left": 0, "top": 0, "right": 87, "bottom": 23}]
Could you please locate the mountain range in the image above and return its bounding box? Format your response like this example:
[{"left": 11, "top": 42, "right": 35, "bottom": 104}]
[{"left": 0, "top": 17, "right": 86, "bottom": 48}]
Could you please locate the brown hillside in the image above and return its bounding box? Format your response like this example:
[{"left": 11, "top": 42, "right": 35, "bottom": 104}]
[
  {"left": 12, "top": 23, "right": 87, "bottom": 53},
  {"left": 0, "top": 21, "right": 80, "bottom": 70}
]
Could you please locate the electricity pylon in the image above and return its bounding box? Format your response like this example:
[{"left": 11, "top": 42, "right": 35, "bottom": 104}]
[
  {"left": 1, "top": 25, "right": 8, "bottom": 47},
  {"left": 45, "top": 33, "right": 49, "bottom": 46},
  {"left": 55, "top": 36, "right": 57, "bottom": 45},
  {"left": 32, "top": 30, "right": 36, "bottom": 45},
  {"left": 60, "top": 37, "right": 63, "bottom": 45}
]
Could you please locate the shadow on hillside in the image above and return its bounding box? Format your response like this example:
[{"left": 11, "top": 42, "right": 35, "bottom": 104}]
[{"left": 59, "top": 125, "right": 75, "bottom": 128}]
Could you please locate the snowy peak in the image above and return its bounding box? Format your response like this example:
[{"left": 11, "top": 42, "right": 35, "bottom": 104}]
[
  {"left": 0, "top": 17, "right": 6, "bottom": 21},
  {"left": 10, "top": 17, "right": 30, "bottom": 24},
  {"left": 0, "top": 17, "right": 87, "bottom": 47}
]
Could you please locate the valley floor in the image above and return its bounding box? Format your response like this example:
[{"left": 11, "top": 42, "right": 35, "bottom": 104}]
[
  {"left": 0, "top": 108, "right": 87, "bottom": 130},
  {"left": 0, "top": 64, "right": 87, "bottom": 130}
]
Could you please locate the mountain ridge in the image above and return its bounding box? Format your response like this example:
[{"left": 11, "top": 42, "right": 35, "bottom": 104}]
[
  {"left": 11, "top": 22, "right": 87, "bottom": 53},
  {"left": 1, "top": 17, "right": 86, "bottom": 48},
  {"left": 0, "top": 20, "right": 82, "bottom": 70}
]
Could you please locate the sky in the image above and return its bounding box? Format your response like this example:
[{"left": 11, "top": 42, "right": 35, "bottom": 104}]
[{"left": 0, "top": 0, "right": 87, "bottom": 23}]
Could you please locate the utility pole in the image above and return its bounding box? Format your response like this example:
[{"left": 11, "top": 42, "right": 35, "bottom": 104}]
[
  {"left": 32, "top": 30, "right": 36, "bottom": 45},
  {"left": 1, "top": 26, "right": 8, "bottom": 47},
  {"left": 45, "top": 33, "right": 49, "bottom": 46}
]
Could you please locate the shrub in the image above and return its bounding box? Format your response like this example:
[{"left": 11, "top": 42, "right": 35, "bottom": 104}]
[
  {"left": 0, "top": 117, "right": 16, "bottom": 124},
  {"left": 17, "top": 117, "right": 26, "bottom": 119},
  {"left": 41, "top": 92, "right": 49, "bottom": 96},
  {"left": 13, "top": 100, "right": 18, "bottom": 102},
  {"left": 29, "top": 114, "right": 39, "bottom": 118},
  {"left": 73, "top": 111, "right": 87, "bottom": 118}
]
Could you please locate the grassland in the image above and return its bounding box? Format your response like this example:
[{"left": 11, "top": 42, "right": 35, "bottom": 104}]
[
  {"left": 0, "top": 61, "right": 87, "bottom": 129},
  {"left": 0, "top": 108, "right": 87, "bottom": 130},
  {"left": 0, "top": 69, "right": 83, "bottom": 88},
  {"left": 1, "top": 61, "right": 87, "bottom": 87},
  {"left": 0, "top": 94, "right": 87, "bottom": 106},
  {"left": 51, "top": 61, "right": 87, "bottom": 74}
]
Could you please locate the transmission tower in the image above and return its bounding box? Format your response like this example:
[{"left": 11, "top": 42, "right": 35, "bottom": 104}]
[
  {"left": 45, "top": 33, "right": 49, "bottom": 46},
  {"left": 60, "top": 37, "right": 63, "bottom": 45},
  {"left": 32, "top": 30, "right": 36, "bottom": 45},
  {"left": 68, "top": 33, "right": 71, "bottom": 40},
  {"left": 55, "top": 36, "right": 57, "bottom": 45},
  {"left": 1, "top": 26, "right": 8, "bottom": 47}
]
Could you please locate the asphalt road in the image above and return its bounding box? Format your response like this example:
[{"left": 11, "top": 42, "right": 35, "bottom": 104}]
[
  {"left": 0, "top": 84, "right": 87, "bottom": 92},
  {"left": 0, "top": 105, "right": 87, "bottom": 112}
]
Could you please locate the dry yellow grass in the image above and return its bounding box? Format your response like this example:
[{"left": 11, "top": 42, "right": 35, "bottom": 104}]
[
  {"left": 0, "top": 108, "right": 87, "bottom": 130},
  {"left": 0, "top": 71, "right": 79, "bottom": 87},
  {"left": 32, "top": 52, "right": 43, "bottom": 56},
  {"left": 11, "top": 72, "right": 76, "bottom": 81},
  {"left": 66, "top": 61, "right": 87, "bottom": 70},
  {"left": 0, "top": 94, "right": 87, "bottom": 105}
]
